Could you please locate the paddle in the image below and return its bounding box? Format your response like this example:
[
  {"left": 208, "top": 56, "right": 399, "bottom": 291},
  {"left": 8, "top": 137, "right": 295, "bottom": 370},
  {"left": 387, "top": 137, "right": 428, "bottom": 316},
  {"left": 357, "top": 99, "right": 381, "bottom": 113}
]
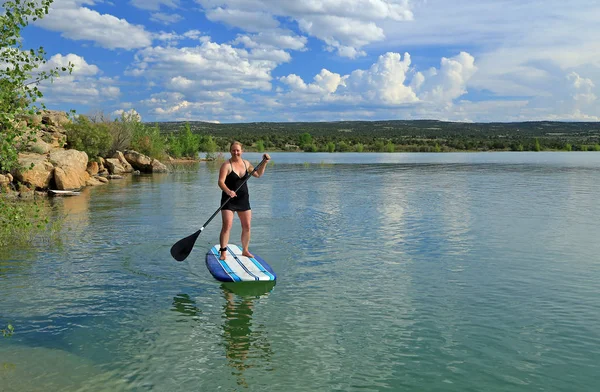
[{"left": 170, "top": 156, "right": 268, "bottom": 262}]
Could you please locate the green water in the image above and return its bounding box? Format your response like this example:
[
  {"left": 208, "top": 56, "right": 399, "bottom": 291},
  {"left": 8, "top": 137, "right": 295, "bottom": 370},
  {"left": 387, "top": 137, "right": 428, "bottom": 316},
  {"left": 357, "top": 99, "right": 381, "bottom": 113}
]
[{"left": 1, "top": 152, "right": 600, "bottom": 391}]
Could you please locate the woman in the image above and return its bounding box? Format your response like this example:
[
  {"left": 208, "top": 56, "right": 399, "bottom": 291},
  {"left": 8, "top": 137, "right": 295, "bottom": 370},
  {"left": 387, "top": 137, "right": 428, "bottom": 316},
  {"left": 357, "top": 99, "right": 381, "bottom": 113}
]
[{"left": 218, "top": 141, "right": 270, "bottom": 261}]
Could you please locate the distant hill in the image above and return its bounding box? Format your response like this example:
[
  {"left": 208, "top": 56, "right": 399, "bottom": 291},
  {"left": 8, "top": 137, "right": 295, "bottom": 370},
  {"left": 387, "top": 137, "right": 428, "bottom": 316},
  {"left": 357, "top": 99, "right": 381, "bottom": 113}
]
[{"left": 152, "top": 120, "right": 600, "bottom": 152}]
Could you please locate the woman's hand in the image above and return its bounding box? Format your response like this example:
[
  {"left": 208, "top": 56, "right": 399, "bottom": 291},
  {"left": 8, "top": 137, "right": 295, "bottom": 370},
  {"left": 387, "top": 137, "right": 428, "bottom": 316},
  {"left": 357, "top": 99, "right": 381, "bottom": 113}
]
[
  {"left": 263, "top": 153, "right": 271, "bottom": 161},
  {"left": 228, "top": 190, "right": 236, "bottom": 198}
]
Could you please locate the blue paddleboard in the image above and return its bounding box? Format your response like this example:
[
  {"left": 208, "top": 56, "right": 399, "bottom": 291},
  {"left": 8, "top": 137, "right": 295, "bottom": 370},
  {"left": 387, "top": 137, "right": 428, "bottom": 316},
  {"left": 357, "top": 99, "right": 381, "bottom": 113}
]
[{"left": 206, "top": 244, "right": 276, "bottom": 282}]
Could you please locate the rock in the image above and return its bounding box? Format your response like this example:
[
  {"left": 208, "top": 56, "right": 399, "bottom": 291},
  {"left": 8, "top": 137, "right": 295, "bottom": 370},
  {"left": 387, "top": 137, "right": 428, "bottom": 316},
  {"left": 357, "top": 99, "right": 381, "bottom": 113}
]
[
  {"left": 123, "top": 150, "right": 169, "bottom": 173},
  {"left": 151, "top": 159, "right": 169, "bottom": 173},
  {"left": 0, "top": 174, "right": 11, "bottom": 192},
  {"left": 95, "top": 176, "right": 109, "bottom": 184},
  {"left": 104, "top": 158, "right": 128, "bottom": 175},
  {"left": 28, "top": 132, "right": 54, "bottom": 154},
  {"left": 13, "top": 153, "right": 54, "bottom": 189},
  {"left": 42, "top": 110, "right": 70, "bottom": 127},
  {"left": 21, "top": 113, "right": 43, "bottom": 127},
  {"left": 49, "top": 149, "right": 88, "bottom": 170},
  {"left": 112, "top": 151, "right": 134, "bottom": 172},
  {"left": 49, "top": 149, "right": 90, "bottom": 190},
  {"left": 85, "top": 176, "right": 106, "bottom": 186},
  {"left": 55, "top": 167, "right": 90, "bottom": 190},
  {"left": 107, "top": 175, "right": 124, "bottom": 180},
  {"left": 123, "top": 150, "right": 153, "bottom": 172},
  {"left": 87, "top": 161, "right": 99, "bottom": 176}
]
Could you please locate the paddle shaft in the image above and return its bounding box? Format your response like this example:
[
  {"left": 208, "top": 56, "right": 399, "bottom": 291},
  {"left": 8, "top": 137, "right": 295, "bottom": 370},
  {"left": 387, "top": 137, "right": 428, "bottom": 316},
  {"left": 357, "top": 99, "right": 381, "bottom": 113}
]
[{"left": 170, "top": 157, "right": 268, "bottom": 261}]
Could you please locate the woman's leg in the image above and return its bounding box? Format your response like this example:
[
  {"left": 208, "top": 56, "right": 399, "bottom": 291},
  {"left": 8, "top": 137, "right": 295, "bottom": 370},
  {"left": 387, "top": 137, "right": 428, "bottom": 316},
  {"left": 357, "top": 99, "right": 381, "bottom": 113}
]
[
  {"left": 238, "top": 210, "right": 253, "bottom": 258},
  {"left": 220, "top": 209, "right": 234, "bottom": 260}
]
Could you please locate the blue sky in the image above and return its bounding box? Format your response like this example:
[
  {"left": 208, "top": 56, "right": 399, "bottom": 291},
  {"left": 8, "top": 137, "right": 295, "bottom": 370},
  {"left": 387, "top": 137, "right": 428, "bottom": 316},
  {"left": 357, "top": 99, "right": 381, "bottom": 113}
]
[{"left": 13, "top": 0, "right": 600, "bottom": 123}]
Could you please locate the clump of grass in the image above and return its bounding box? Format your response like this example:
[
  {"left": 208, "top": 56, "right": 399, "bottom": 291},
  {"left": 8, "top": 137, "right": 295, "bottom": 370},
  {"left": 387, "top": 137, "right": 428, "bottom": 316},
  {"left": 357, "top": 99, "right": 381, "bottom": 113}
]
[
  {"left": 0, "top": 198, "right": 63, "bottom": 249},
  {"left": 2, "top": 324, "right": 14, "bottom": 338}
]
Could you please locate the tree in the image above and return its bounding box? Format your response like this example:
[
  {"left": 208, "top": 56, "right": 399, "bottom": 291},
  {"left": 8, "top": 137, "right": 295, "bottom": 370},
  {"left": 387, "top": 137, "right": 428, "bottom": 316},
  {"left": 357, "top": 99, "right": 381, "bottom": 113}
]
[{"left": 1, "top": 0, "right": 73, "bottom": 172}]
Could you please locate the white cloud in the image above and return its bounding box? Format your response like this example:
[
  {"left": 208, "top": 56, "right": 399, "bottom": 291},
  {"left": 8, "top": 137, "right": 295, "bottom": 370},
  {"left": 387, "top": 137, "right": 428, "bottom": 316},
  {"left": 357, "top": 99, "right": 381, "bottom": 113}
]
[
  {"left": 38, "top": 53, "right": 100, "bottom": 76},
  {"left": 233, "top": 31, "right": 307, "bottom": 52},
  {"left": 36, "top": 0, "right": 152, "bottom": 50},
  {"left": 37, "top": 53, "right": 121, "bottom": 105},
  {"left": 129, "top": 40, "right": 282, "bottom": 95},
  {"left": 381, "top": 1, "right": 600, "bottom": 100},
  {"left": 205, "top": 7, "right": 279, "bottom": 32},
  {"left": 568, "top": 72, "right": 596, "bottom": 104},
  {"left": 150, "top": 12, "right": 184, "bottom": 25},
  {"left": 196, "top": 0, "right": 413, "bottom": 57},
  {"left": 129, "top": 0, "right": 180, "bottom": 11},
  {"left": 139, "top": 91, "right": 245, "bottom": 122},
  {"left": 343, "top": 52, "right": 418, "bottom": 105},
  {"left": 416, "top": 52, "right": 477, "bottom": 104},
  {"left": 270, "top": 51, "right": 481, "bottom": 121},
  {"left": 112, "top": 108, "right": 142, "bottom": 121}
]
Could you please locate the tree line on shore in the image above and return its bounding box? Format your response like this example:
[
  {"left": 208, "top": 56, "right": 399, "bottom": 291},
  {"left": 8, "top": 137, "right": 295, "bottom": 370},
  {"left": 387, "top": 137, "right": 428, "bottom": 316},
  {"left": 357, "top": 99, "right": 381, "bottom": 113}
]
[{"left": 154, "top": 120, "right": 600, "bottom": 153}]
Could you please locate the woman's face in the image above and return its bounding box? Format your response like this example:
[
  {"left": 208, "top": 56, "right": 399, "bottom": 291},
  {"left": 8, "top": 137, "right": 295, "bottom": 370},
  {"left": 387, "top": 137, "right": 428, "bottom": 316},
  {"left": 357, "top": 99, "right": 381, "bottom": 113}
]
[{"left": 230, "top": 144, "right": 243, "bottom": 158}]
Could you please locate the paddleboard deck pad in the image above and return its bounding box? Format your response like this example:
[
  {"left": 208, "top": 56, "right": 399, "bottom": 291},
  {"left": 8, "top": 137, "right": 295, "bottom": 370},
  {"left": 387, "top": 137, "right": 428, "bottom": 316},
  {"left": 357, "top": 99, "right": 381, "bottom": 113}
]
[{"left": 206, "top": 244, "right": 276, "bottom": 282}]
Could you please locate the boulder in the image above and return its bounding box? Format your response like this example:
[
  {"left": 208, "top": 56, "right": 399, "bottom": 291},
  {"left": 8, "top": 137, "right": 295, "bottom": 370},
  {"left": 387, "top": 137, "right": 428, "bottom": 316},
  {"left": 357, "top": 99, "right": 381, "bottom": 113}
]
[
  {"left": 85, "top": 176, "right": 106, "bottom": 186},
  {"left": 86, "top": 161, "right": 99, "bottom": 176},
  {"left": 54, "top": 167, "right": 90, "bottom": 190},
  {"left": 104, "top": 158, "right": 128, "bottom": 175},
  {"left": 151, "top": 159, "right": 169, "bottom": 173},
  {"left": 42, "top": 110, "right": 70, "bottom": 127},
  {"left": 13, "top": 153, "right": 54, "bottom": 189},
  {"left": 123, "top": 150, "right": 153, "bottom": 172},
  {"left": 112, "top": 151, "right": 134, "bottom": 172},
  {"left": 0, "top": 174, "right": 11, "bottom": 192},
  {"left": 123, "top": 150, "right": 169, "bottom": 173},
  {"left": 49, "top": 149, "right": 89, "bottom": 190},
  {"left": 27, "top": 130, "right": 54, "bottom": 154}
]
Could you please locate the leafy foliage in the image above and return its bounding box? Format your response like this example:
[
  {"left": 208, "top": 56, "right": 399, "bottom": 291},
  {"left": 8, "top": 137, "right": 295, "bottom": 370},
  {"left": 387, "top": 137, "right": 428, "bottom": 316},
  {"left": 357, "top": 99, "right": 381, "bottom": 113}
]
[
  {"left": 1, "top": 323, "right": 14, "bottom": 338},
  {"left": 0, "top": 198, "right": 62, "bottom": 249},
  {"left": 1, "top": 0, "right": 73, "bottom": 171},
  {"left": 64, "top": 115, "right": 112, "bottom": 158},
  {"left": 1, "top": 0, "right": 70, "bottom": 251},
  {"left": 131, "top": 123, "right": 167, "bottom": 159}
]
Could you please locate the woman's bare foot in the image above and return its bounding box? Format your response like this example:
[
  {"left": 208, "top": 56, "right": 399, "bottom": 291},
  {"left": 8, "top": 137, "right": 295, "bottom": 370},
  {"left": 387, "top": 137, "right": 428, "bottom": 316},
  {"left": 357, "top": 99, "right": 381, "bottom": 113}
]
[
  {"left": 219, "top": 249, "right": 227, "bottom": 260},
  {"left": 242, "top": 250, "right": 254, "bottom": 258}
]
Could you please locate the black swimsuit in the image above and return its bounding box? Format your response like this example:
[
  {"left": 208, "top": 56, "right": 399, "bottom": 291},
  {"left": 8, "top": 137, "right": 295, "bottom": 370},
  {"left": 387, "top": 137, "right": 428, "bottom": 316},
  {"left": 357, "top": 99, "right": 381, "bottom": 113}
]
[{"left": 221, "top": 159, "right": 251, "bottom": 211}]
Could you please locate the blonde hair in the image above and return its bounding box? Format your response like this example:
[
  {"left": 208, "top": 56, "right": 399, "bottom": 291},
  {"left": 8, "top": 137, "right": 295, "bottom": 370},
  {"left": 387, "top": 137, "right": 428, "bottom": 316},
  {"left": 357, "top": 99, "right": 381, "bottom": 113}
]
[{"left": 230, "top": 141, "right": 243, "bottom": 151}]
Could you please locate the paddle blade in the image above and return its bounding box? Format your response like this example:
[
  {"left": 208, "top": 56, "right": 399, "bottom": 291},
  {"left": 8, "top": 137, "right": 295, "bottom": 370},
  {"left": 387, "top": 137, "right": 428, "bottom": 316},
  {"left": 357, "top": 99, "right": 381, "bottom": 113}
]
[{"left": 170, "top": 229, "right": 201, "bottom": 261}]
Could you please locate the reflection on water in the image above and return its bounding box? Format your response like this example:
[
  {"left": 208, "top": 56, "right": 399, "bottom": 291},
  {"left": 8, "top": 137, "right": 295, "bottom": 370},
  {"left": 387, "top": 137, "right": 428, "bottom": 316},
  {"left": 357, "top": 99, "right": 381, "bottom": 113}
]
[
  {"left": 171, "top": 293, "right": 201, "bottom": 321},
  {"left": 221, "top": 282, "right": 275, "bottom": 387},
  {"left": 2, "top": 153, "right": 600, "bottom": 391}
]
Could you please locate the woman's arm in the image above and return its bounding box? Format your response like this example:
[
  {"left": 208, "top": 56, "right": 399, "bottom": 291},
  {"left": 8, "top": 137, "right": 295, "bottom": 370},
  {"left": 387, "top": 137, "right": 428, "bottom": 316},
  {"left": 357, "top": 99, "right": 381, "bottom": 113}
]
[
  {"left": 250, "top": 154, "right": 270, "bottom": 178},
  {"left": 218, "top": 163, "right": 235, "bottom": 197}
]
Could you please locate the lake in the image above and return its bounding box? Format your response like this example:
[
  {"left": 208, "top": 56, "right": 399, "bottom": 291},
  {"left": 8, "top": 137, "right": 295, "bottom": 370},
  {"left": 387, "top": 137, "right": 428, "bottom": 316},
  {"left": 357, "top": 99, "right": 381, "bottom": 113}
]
[{"left": 1, "top": 152, "right": 600, "bottom": 391}]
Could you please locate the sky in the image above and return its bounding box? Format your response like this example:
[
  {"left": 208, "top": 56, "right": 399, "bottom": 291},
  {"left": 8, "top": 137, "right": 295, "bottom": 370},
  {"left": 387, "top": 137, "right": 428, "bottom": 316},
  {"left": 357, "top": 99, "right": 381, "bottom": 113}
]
[{"left": 11, "top": 0, "right": 600, "bottom": 123}]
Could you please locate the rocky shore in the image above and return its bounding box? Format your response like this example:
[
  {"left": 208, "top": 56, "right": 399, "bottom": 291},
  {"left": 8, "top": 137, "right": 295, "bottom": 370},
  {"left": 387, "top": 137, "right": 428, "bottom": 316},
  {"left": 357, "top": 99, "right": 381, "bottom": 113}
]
[{"left": 0, "top": 110, "right": 170, "bottom": 199}]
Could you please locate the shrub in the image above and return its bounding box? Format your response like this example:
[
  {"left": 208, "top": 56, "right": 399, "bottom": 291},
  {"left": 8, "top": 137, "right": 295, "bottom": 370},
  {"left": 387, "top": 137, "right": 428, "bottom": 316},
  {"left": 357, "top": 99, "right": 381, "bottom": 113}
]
[
  {"left": 131, "top": 124, "right": 167, "bottom": 159},
  {"left": 0, "top": 198, "right": 63, "bottom": 249},
  {"left": 64, "top": 116, "right": 112, "bottom": 159}
]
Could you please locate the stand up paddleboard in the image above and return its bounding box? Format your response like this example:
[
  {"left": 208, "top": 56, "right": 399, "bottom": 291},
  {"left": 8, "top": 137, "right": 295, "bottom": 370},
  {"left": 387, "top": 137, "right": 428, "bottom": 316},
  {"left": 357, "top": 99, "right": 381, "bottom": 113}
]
[{"left": 206, "top": 244, "right": 276, "bottom": 282}]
